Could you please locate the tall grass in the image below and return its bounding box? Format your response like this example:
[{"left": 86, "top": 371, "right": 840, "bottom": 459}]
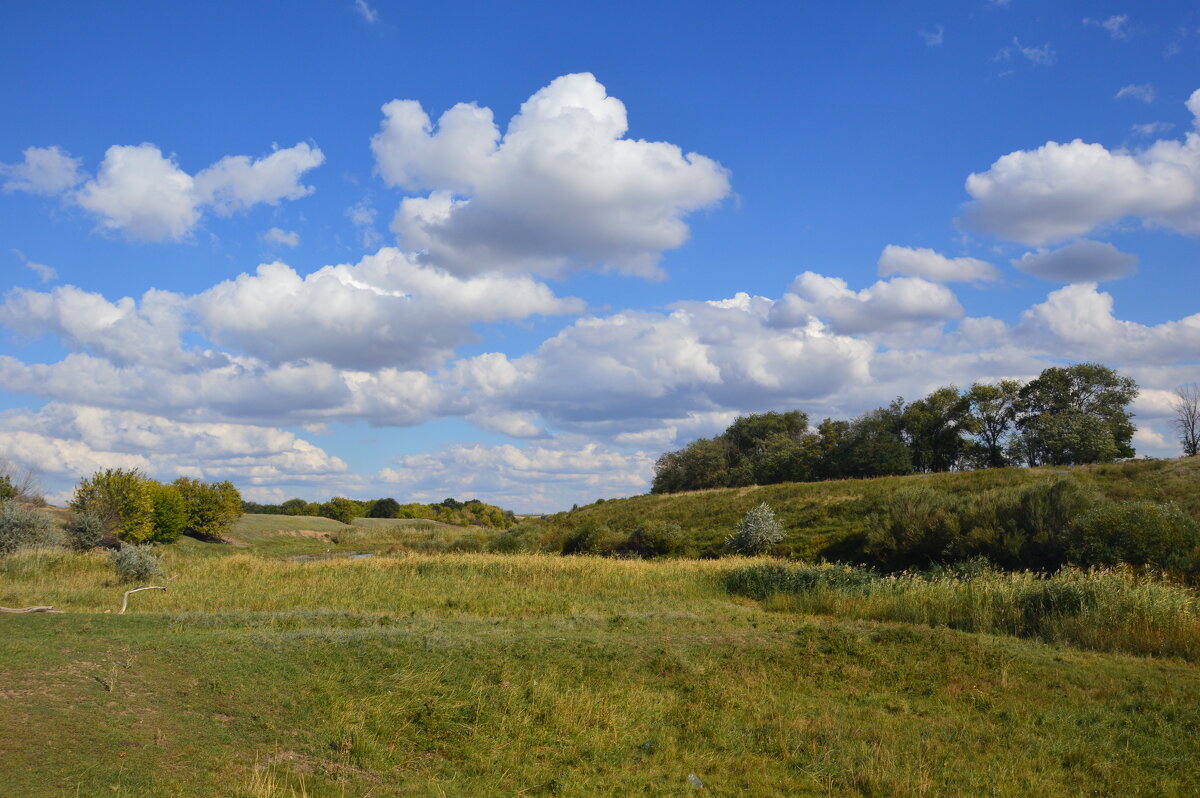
[{"left": 725, "top": 561, "right": 1200, "bottom": 660}]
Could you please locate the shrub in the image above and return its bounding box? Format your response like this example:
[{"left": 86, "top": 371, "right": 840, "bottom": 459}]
[
  {"left": 70, "top": 468, "right": 156, "bottom": 543},
  {"left": 175, "top": 478, "right": 243, "bottom": 540},
  {"left": 319, "top": 496, "right": 359, "bottom": 525},
  {"left": 724, "top": 562, "right": 878, "bottom": 600},
  {"left": 1069, "top": 500, "right": 1200, "bottom": 575},
  {"left": 65, "top": 510, "right": 109, "bottom": 550},
  {"left": 726, "top": 502, "right": 784, "bottom": 555},
  {"left": 149, "top": 482, "right": 188, "bottom": 543},
  {"left": 0, "top": 503, "right": 61, "bottom": 555},
  {"left": 109, "top": 544, "right": 163, "bottom": 584},
  {"left": 865, "top": 487, "right": 962, "bottom": 569},
  {"left": 621, "top": 522, "right": 684, "bottom": 558},
  {"left": 367, "top": 497, "right": 401, "bottom": 519},
  {"left": 562, "top": 522, "right": 624, "bottom": 555},
  {"left": 489, "top": 523, "right": 541, "bottom": 554}
]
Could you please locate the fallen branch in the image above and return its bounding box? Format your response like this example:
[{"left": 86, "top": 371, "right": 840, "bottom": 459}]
[
  {"left": 0, "top": 605, "right": 64, "bottom": 614},
  {"left": 119, "top": 586, "right": 166, "bottom": 614}
]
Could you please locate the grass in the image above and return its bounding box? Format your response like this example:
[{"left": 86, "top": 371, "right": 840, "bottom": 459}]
[
  {"left": 532, "top": 457, "right": 1200, "bottom": 560},
  {"left": 3, "top": 497, "right": 1200, "bottom": 795}
]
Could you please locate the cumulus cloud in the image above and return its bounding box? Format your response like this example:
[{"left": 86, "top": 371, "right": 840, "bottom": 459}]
[
  {"left": 378, "top": 441, "right": 655, "bottom": 511},
  {"left": 770, "top": 272, "right": 963, "bottom": 334},
  {"left": 63, "top": 142, "right": 323, "bottom": 242},
  {"left": 0, "top": 146, "right": 83, "bottom": 195},
  {"left": 371, "top": 72, "right": 730, "bottom": 278},
  {"left": 262, "top": 227, "right": 300, "bottom": 247},
  {"left": 1018, "top": 283, "right": 1200, "bottom": 364},
  {"left": 962, "top": 89, "right": 1200, "bottom": 244},
  {"left": 192, "top": 248, "right": 584, "bottom": 370},
  {"left": 1116, "top": 83, "right": 1155, "bottom": 103},
  {"left": 1011, "top": 239, "right": 1138, "bottom": 282},
  {"left": 0, "top": 403, "right": 348, "bottom": 488},
  {"left": 877, "top": 245, "right": 997, "bottom": 282}
]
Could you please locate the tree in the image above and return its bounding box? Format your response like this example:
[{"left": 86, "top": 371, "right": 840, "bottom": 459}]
[
  {"left": 280, "top": 498, "right": 308, "bottom": 516},
  {"left": 174, "top": 478, "right": 243, "bottom": 540},
  {"left": 148, "top": 481, "right": 188, "bottom": 543},
  {"left": 839, "top": 403, "right": 912, "bottom": 478},
  {"left": 70, "top": 468, "right": 156, "bottom": 543},
  {"left": 367, "top": 497, "right": 401, "bottom": 518},
  {"left": 1173, "top": 384, "right": 1200, "bottom": 457},
  {"left": 965, "top": 379, "right": 1022, "bottom": 468},
  {"left": 319, "top": 496, "right": 359, "bottom": 525},
  {"left": 1014, "top": 364, "right": 1138, "bottom": 466},
  {"left": 901, "top": 386, "right": 971, "bottom": 473}
]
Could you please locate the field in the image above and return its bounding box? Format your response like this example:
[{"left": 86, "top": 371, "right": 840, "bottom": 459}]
[{"left": 3, "top": 467, "right": 1200, "bottom": 796}]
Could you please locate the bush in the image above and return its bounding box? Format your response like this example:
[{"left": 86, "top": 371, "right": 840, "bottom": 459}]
[
  {"left": 319, "top": 496, "right": 359, "bottom": 525},
  {"left": 562, "top": 523, "right": 625, "bottom": 555},
  {"left": 726, "top": 502, "right": 784, "bottom": 555},
  {"left": 724, "top": 562, "right": 879, "bottom": 600},
  {"left": 865, "top": 487, "right": 962, "bottom": 569},
  {"left": 489, "top": 523, "right": 541, "bottom": 554},
  {"left": 1069, "top": 500, "right": 1200, "bottom": 575},
  {"left": 70, "top": 468, "right": 156, "bottom": 543},
  {"left": 0, "top": 503, "right": 61, "bottom": 555},
  {"left": 175, "top": 478, "right": 243, "bottom": 540},
  {"left": 620, "top": 522, "right": 684, "bottom": 558},
  {"left": 367, "top": 497, "right": 401, "bottom": 519},
  {"left": 109, "top": 544, "right": 163, "bottom": 584},
  {"left": 65, "top": 510, "right": 109, "bottom": 550},
  {"left": 149, "top": 482, "right": 188, "bottom": 543}
]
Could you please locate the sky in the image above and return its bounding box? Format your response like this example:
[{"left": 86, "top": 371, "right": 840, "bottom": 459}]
[{"left": 1, "top": 1, "right": 1198, "bottom": 511}]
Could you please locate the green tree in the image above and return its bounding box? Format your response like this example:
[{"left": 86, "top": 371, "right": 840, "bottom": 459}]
[
  {"left": 1014, "top": 364, "right": 1138, "bottom": 466},
  {"left": 966, "top": 379, "right": 1022, "bottom": 468},
  {"left": 840, "top": 403, "right": 912, "bottom": 478},
  {"left": 280, "top": 498, "right": 308, "bottom": 515},
  {"left": 149, "top": 481, "right": 188, "bottom": 543},
  {"left": 319, "top": 496, "right": 359, "bottom": 524},
  {"left": 70, "top": 468, "right": 156, "bottom": 543},
  {"left": 174, "top": 478, "right": 243, "bottom": 540},
  {"left": 901, "top": 386, "right": 971, "bottom": 473},
  {"left": 367, "top": 497, "right": 401, "bottom": 518}
]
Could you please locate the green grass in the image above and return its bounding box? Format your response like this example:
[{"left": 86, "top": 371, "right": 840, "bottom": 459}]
[
  {"left": 3, "top": 504, "right": 1200, "bottom": 795},
  {"left": 533, "top": 457, "right": 1200, "bottom": 559}
]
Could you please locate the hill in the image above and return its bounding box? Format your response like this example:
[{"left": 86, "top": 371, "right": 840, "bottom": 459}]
[{"left": 530, "top": 457, "right": 1200, "bottom": 561}]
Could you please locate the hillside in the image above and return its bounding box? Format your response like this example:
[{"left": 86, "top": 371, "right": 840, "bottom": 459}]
[{"left": 532, "top": 457, "right": 1200, "bottom": 561}]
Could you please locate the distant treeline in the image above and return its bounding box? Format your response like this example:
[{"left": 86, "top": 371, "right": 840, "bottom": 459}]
[
  {"left": 653, "top": 363, "right": 1138, "bottom": 494},
  {"left": 242, "top": 495, "right": 517, "bottom": 528}
]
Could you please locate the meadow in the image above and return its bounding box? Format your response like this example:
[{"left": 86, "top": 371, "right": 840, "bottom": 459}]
[{"left": 3, "top": 464, "right": 1200, "bottom": 796}]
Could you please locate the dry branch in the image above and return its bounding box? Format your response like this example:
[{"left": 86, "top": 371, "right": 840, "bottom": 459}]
[
  {"left": 0, "top": 605, "right": 63, "bottom": 614},
  {"left": 119, "top": 586, "right": 167, "bottom": 614}
]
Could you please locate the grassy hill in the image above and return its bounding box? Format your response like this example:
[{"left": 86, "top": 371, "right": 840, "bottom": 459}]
[{"left": 530, "top": 457, "right": 1200, "bottom": 560}]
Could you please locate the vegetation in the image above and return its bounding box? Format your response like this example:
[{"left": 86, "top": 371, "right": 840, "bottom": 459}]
[
  {"left": 2, "top": 530, "right": 1200, "bottom": 795},
  {"left": 244, "top": 494, "right": 517, "bottom": 529},
  {"left": 68, "top": 469, "right": 243, "bottom": 545},
  {"left": 109, "top": 543, "right": 164, "bottom": 583},
  {"left": 652, "top": 363, "right": 1139, "bottom": 493},
  {"left": 0, "top": 501, "right": 60, "bottom": 555},
  {"left": 727, "top": 502, "right": 784, "bottom": 555},
  {"left": 531, "top": 457, "right": 1200, "bottom": 568}
]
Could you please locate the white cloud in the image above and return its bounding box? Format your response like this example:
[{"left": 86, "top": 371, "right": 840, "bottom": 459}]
[
  {"left": 962, "top": 89, "right": 1200, "bottom": 244},
  {"left": 378, "top": 441, "right": 655, "bottom": 512},
  {"left": 11, "top": 249, "right": 57, "bottom": 283},
  {"left": 1131, "top": 121, "right": 1173, "bottom": 137},
  {"left": 0, "top": 146, "right": 83, "bottom": 195},
  {"left": 1084, "top": 14, "right": 1130, "bottom": 40},
  {"left": 920, "top": 25, "right": 944, "bottom": 47},
  {"left": 877, "top": 245, "right": 997, "bottom": 282},
  {"left": 1116, "top": 83, "right": 1155, "bottom": 103},
  {"left": 0, "top": 403, "right": 348, "bottom": 489},
  {"left": 1013, "top": 37, "right": 1056, "bottom": 65},
  {"left": 1017, "top": 283, "right": 1200, "bottom": 364},
  {"left": 193, "top": 143, "right": 324, "bottom": 215},
  {"left": 353, "top": 0, "right": 379, "bottom": 24},
  {"left": 1011, "top": 239, "right": 1138, "bottom": 282},
  {"left": 771, "top": 272, "right": 963, "bottom": 334},
  {"left": 262, "top": 227, "right": 300, "bottom": 247},
  {"left": 372, "top": 72, "right": 731, "bottom": 278},
  {"left": 346, "top": 199, "right": 382, "bottom": 248},
  {"left": 0, "top": 284, "right": 204, "bottom": 369},
  {"left": 70, "top": 142, "right": 323, "bottom": 242},
  {"left": 192, "top": 248, "right": 584, "bottom": 370}
]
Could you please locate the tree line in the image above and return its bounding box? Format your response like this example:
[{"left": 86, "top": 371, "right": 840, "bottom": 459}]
[
  {"left": 242, "top": 495, "right": 517, "bottom": 528},
  {"left": 652, "top": 363, "right": 1141, "bottom": 494}
]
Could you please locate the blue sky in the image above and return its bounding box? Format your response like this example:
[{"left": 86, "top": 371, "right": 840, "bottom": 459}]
[{"left": 1, "top": 1, "right": 1198, "bottom": 510}]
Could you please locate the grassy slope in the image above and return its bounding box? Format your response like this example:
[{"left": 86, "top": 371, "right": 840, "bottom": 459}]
[
  {"left": 0, "top": 538, "right": 1198, "bottom": 795},
  {"left": 535, "top": 457, "right": 1200, "bottom": 558}
]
